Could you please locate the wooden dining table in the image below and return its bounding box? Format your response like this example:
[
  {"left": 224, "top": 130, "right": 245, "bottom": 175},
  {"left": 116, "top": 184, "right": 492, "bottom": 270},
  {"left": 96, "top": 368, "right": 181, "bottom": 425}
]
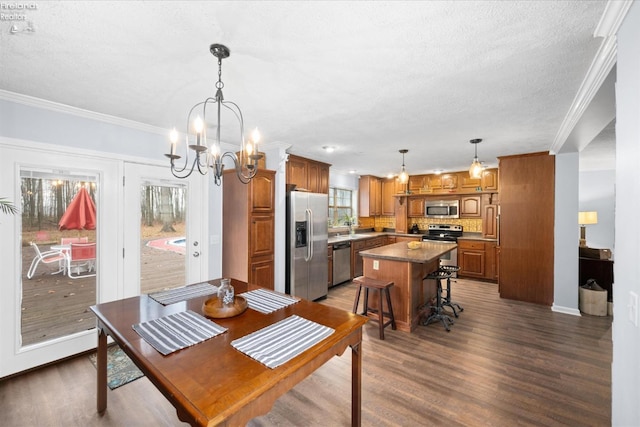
[{"left": 89, "top": 278, "right": 368, "bottom": 426}]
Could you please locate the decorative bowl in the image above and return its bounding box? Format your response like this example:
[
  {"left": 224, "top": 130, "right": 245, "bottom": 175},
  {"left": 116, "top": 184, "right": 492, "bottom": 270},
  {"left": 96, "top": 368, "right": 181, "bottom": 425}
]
[
  {"left": 407, "top": 241, "right": 422, "bottom": 250},
  {"left": 202, "top": 295, "right": 248, "bottom": 319}
]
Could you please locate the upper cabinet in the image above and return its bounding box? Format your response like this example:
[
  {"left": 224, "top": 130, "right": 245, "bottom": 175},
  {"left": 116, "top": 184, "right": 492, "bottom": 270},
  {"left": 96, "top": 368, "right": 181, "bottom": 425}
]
[
  {"left": 409, "top": 168, "right": 499, "bottom": 195},
  {"left": 460, "top": 195, "right": 482, "bottom": 218},
  {"left": 481, "top": 168, "right": 498, "bottom": 191},
  {"left": 381, "top": 177, "right": 400, "bottom": 216},
  {"left": 359, "top": 175, "right": 381, "bottom": 217},
  {"left": 286, "top": 154, "right": 330, "bottom": 194}
]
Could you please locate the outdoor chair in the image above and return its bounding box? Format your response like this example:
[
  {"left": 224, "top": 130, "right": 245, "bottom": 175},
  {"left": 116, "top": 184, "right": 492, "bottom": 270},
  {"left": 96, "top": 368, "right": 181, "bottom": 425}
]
[
  {"left": 26, "top": 242, "right": 66, "bottom": 279},
  {"left": 67, "top": 242, "right": 96, "bottom": 279}
]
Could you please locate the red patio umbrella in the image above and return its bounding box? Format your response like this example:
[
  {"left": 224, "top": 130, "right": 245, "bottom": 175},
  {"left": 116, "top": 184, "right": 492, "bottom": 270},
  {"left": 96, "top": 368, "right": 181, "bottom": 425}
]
[{"left": 58, "top": 187, "right": 97, "bottom": 230}]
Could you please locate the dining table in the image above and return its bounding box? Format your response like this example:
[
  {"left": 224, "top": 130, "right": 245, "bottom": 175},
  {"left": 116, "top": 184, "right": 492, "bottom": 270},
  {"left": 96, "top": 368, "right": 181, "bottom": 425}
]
[{"left": 89, "top": 278, "right": 368, "bottom": 426}]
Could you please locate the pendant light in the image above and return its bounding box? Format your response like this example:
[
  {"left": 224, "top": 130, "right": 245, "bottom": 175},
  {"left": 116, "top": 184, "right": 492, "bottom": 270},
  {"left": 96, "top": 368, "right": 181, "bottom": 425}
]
[
  {"left": 398, "top": 149, "right": 409, "bottom": 184},
  {"left": 468, "top": 138, "right": 483, "bottom": 179}
]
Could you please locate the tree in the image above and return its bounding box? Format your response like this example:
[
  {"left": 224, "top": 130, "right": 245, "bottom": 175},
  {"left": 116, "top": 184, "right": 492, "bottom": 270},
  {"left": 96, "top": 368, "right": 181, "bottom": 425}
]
[{"left": 159, "top": 186, "right": 175, "bottom": 232}]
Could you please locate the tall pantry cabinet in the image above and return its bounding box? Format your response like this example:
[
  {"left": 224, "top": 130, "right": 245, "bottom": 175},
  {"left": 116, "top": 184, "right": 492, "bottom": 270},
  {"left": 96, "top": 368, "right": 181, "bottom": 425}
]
[
  {"left": 498, "top": 152, "right": 555, "bottom": 305},
  {"left": 222, "top": 169, "right": 276, "bottom": 289}
]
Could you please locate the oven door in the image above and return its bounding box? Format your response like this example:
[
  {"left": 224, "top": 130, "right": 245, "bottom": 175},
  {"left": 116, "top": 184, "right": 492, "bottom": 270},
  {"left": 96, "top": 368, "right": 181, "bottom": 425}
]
[{"left": 422, "top": 237, "right": 458, "bottom": 270}]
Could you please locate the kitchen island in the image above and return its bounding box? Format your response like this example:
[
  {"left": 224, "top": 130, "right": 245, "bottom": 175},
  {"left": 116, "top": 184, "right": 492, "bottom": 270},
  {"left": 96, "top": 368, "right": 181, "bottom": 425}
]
[{"left": 359, "top": 241, "right": 457, "bottom": 332}]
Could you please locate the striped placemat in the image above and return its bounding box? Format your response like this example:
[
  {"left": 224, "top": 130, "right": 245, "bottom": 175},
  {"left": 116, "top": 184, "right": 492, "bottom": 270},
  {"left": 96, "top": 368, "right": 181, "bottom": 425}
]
[
  {"left": 148, "top": 282, "right": 218, "bottom": 306},
  {"left": 231, "top": 315, "right": 334, "bottom": 369},
  {"left": 238, "top": 288, "right": 300, "bottom": 314},
  {"left": 132, "top": 310, "right": 227, "bottom": 356}
]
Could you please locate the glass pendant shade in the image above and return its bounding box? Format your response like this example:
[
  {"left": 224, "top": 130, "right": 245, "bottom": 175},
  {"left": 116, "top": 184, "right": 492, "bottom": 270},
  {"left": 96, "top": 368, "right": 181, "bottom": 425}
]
[
  {"left": 468, "top": 138, "right": 483, "bottom": 179},
  {"left": 398, "top": 149, "right": 409, "bottom": 184},
  {"left": 469, "top": 158, "right": 482, "bottom": 179}
]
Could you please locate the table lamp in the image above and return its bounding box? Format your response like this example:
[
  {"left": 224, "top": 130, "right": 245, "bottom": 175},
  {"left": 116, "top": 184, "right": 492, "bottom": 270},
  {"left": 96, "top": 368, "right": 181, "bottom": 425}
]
[{"left": 578, "top": 211, "right": 598, "bottom": 247}]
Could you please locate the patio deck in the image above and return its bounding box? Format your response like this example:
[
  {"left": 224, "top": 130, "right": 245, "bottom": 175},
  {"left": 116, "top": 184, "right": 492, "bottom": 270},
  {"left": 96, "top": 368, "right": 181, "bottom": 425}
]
[{"left": 20, "top": 241, "right": 184, "bottom": 346}]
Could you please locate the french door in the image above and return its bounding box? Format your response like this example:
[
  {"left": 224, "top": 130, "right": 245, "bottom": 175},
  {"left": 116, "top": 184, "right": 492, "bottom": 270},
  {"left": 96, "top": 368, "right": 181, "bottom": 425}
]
[
  {"left": 0, "top": 145, "right": 120, "bottom": 377},
  {"left": 122, "top": 163, "right": 207, "bottom": 298},
  {"left": 0, "top": 147, "right": 208, "bottom": 378}
]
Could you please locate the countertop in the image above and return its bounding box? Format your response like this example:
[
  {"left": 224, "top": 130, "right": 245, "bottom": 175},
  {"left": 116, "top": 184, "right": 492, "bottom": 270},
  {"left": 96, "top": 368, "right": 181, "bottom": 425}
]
[
  {"left": 359, "top": 241, "right": 457, "bottom": 264},
  {"left": 328, "top": 231, "right": 495, "bottom": 245}
]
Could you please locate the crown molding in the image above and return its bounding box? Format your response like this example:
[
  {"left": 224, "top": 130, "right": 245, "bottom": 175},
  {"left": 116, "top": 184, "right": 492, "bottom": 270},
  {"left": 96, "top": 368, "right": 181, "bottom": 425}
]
[
  {"left": 550, "top": 0, "right": 632, "bottom": 154},
  {"left": 594, "top": 0, "right": 634, "bottom": 37},
  {"left": 0, "top": 89, "right": 167, "bottom": 136}
]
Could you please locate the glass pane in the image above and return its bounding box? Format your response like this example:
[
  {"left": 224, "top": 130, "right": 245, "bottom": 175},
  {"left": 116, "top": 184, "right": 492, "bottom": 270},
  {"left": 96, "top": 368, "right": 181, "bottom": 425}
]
[
  {"left": 20, "top": 170, "right": 97, "bottom": 346},
  {"left": 336, "top": 189, "right": 351, "bottom": 207},
  {"left": 140, "top": 183, "right": 186, "bottom": 294}
]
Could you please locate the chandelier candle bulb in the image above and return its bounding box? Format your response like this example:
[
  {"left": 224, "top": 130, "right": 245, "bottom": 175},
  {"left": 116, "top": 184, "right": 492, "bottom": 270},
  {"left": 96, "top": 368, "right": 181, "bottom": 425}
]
[{"left": 169, "top": 128, "right": 178, "bottom": 155}]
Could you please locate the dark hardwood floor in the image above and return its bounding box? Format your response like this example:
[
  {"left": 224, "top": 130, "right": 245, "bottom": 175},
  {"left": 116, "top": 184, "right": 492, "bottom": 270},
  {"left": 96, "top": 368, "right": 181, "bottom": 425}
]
[{"left": 0, "top": 278, "right": 612, "bottom": 426}]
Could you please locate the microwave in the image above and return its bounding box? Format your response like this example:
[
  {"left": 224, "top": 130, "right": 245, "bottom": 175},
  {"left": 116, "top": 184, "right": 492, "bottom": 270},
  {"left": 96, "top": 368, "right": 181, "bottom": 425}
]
[{"left": 425, "top": 200, "right": 459, "bottom": 218}]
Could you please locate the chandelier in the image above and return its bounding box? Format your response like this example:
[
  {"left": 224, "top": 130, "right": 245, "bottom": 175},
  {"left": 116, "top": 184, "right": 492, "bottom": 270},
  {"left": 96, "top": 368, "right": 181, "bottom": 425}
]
[
  {"left": 468, "top": 138, "right": 483, "bottom": 179},
  {"left": 166, "top": 43, "right": 262, "bottom": 185}
]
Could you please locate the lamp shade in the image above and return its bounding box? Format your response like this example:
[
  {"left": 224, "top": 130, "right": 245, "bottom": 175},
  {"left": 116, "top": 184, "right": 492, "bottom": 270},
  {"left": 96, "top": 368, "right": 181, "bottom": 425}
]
[{"left": 578, "top": 211, "right": 598, "bottom": 225}]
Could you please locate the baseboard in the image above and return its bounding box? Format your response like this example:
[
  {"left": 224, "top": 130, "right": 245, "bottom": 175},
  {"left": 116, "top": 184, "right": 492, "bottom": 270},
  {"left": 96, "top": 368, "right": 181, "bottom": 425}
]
[{"left": 551, "top": 304, "right": 581, "bottom": 316}]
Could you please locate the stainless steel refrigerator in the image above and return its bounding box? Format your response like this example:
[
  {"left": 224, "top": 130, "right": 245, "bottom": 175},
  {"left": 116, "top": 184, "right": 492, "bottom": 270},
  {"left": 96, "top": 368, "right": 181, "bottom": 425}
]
[{"left": 286, "top": 191, "right": 328, "bottom": 301}]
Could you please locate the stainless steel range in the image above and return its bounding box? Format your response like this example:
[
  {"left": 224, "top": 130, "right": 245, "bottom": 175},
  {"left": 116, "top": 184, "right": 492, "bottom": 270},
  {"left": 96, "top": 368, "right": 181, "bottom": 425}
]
[{"left": 421, "top": 224, "right": 462, "bottom": 268}]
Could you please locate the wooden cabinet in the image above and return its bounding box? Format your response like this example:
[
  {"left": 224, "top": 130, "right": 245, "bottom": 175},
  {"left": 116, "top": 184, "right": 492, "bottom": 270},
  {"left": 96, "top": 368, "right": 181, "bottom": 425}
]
[
  {"left": 459, "top": 174, "right": 481, "bottom": 190},
  {"left": 359, "top": 175, "right": 381, "bottom": 217},
  {"left": 381, "top": 177, "right": 399, "bottom": 216},
  {"left": 351, "top": 236, "right": 385, "bottom": 278},
  {"left": 457, "top": 239, "right": 497, "bottom": 281},
  {"left": 483, "top": 204, "right": 498, "bottom": 238},
  {"left": 408, "top": 197, "right": 425, "bottom": 217},
  {"left": 222, "top": 169, "right": 276, "bottom": 289},
  {"left": 395, "top": 197, "right": 408, "bottom": 234},
  {"left": 286, "top": 154, "right": 330, "bottom": 194},
  {"left": 458, "top": 239, "right": 486, "bottom": 278},
  {"left": 352, "top": 240, "right": 367, "bottom": 278},
  {"left": 460, "top": 195, "right": 482, "bottom": 218},
  {"left": 481, "top": 168, "right": 499, "bottom": 191},
  {"left": 441, "top": 174, "right": 458, "bottom": 191},
  {"left": 408, "top": 175, "right": 426, "bottom": 193},
  {"left": 498, "top": 152, "right": 554, "bottom": 305},
  {"left": 395, "top": 236, "right": 421, "bottom": 243}
]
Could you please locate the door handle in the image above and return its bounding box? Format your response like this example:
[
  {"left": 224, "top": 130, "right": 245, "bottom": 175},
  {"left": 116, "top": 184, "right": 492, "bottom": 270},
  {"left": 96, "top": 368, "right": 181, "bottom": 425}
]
[{"left": 193, "top": 251, "right": 200, "bottom": 258}]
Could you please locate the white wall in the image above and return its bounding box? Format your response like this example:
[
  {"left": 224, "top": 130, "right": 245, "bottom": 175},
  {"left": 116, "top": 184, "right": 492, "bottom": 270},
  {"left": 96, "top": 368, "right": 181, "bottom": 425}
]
[
  {"left": 612, "top": 2, "right": 640, "bottom": 424},
  {"left": 553, "top": 152, "right": 580, "bottom": 314},
  {"left": 578, "top": 169, "right": 616, "bottom": 254}
]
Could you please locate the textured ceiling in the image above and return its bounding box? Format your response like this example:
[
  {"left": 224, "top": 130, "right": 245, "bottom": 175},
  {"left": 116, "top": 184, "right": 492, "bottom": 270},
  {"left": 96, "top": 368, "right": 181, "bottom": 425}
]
[{"left": 0, "top": 1, "right": 611, "bottom": 176}]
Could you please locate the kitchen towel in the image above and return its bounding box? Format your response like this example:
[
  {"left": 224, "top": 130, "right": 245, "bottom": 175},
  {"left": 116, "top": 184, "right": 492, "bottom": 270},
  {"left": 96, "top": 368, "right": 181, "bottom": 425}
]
[
  {"left": 231, "top": 315, "right": 334, "bottom": 369},
  {"left": 148, "top": 282, "right": 218, "bottom": 306},
  {"left": 238, "top": 288, "right": 300, "bottom": 314},
  {"left": 132, "top": 310, "right": 227, "bottom": 356}
]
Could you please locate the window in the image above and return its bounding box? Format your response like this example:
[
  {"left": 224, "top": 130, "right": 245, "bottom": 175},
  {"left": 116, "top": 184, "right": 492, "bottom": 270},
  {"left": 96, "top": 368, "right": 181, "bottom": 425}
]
[{"left": 328, "top": 187, "right": 353, "bottom": 226}]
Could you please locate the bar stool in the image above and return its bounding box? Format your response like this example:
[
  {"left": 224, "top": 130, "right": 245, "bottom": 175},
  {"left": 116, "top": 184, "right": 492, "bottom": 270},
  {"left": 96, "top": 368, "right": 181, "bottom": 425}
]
[
  {"left": 352, "top": 276, "right": 396, "bottom": 340},
  {"left": 439, "top": 265, "right": 464, "bottom": 317},
  {"left": 421, "top": 270, "right": 454, "bottom": 331}
]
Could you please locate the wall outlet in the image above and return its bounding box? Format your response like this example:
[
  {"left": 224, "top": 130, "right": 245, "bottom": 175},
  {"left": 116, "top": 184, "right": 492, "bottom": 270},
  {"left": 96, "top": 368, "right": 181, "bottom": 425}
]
[
  {"left": 373, "top": 260, "right": 379, "bottom": 270},
  {"left": 629, "top": 291, "right": 638, "bottom": 327}
]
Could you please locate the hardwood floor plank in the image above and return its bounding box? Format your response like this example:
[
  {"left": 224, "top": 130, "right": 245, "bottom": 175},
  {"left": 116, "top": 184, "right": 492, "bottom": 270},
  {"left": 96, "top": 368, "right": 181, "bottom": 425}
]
[{"left": 0, "top": 278, "right": 611, "bottom": 426}]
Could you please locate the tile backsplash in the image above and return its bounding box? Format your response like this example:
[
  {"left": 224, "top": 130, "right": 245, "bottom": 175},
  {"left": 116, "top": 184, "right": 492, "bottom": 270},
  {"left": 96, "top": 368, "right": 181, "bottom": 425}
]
[{"left": 357, "top": 216, "right": 482, "bottom": 233}]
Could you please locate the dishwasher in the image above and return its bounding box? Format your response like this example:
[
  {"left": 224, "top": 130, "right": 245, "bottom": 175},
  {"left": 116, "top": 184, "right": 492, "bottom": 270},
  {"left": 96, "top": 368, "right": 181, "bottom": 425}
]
[{"left": 332, "top": 241, "right": 352, "bottom": 286}]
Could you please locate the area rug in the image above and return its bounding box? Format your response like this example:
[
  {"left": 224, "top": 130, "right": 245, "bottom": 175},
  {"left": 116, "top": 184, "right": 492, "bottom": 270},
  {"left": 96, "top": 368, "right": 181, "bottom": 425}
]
[{"left": 88, "top": 344, "right": 144, "bottom": 390}]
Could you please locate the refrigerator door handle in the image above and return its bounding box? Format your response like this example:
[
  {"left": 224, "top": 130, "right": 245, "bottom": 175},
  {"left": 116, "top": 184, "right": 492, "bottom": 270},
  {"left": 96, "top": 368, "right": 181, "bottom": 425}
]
[{"left": 305, "top": 208, "right": 312, "bottom": 261}]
